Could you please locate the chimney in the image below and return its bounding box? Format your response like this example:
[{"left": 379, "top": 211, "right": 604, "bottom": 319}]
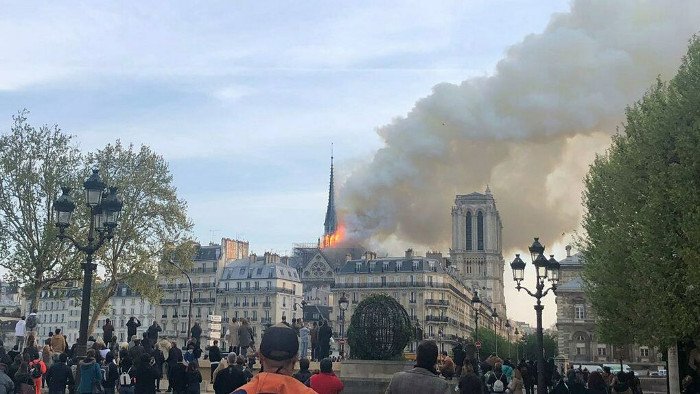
[
  {"left": 565, "top": 245, "right": 572, "bottom": 258},
  {"left": 405, "top": 248, "right": 414, "bottom": 259},
  {"left": 249, "top": 253, "right": 257, "bottom": 262}
]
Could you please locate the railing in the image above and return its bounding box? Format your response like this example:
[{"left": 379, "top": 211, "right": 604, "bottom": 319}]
[
  {"left": 242, "top": 302, "right": 249, "bottom": 307},
  {"left": 332, "top": 282, "right": 449, "bottom": 290},
  {"left": 160, "top": 299, "right": 180, "bottom": 305},
  {"left": 261, "top": 317, "right": 272, "bottom": 324},
  {"left": 425, "top": 299, "right": 449, "bottom": 306},
  {"left": 262, "top": 302, "right": 271, "bottom": 308},
  {"left": 221, "top": 303, "right": 229, "bottom": 308},
  {"left": 193, "top": 298, "right": 216, "bottom": 304},
  {"left": 251, "top": 302, "right": 259, "bottom": 307},
  {"left": 216, "top": 287, "right": 296, "bottom": 295},
  {"left": 425, "top": 315, "right": 448, "bottom": 323}
]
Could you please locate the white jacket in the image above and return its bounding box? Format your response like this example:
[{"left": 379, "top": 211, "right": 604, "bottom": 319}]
[{"left": 14, "top": 320, "right": 25, "bottom": 336}]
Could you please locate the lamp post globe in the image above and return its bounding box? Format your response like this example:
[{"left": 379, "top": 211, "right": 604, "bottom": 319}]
[
  {"left": 54, "top": 187, "right": 76, "bottom": 230},
  {"left": 547, "top": 255, "right": 561, "bottom": 286},
  {"left": 528, "top": 237, "right": 545, "bottom": 263},
  {"left": 510, "top": 254, "right": 526, "bottom": 286},
  {"left": 83, "top": 169, "right": 107, "bottom": 207}
]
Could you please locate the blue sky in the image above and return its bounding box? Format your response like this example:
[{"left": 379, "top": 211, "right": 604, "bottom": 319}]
[{"left": 0, "top": 1, "right": 570, "bottom": 252}]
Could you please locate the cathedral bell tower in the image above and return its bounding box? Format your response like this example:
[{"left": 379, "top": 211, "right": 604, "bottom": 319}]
[{"left": 449, "top": 186, "right": 507, "bottom": 316}]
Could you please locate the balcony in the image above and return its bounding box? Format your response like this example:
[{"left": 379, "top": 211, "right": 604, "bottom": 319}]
[
  {"left": 409, "top": 299, "right": 417, "bottom": 304},
  {"left": 193, "top": 298, "right": 215, "bottom": 304},
  {"left": 251, "top": 302, "right": 259, "bottom": 307},
  {"left": 425, "top": 315, "right": 448, "bottom": 323},
  {"left": 261, "top": 317, "right": 272, "bottom": 324},
  {"left": 250, "top": 316, "right": 258, "bottom": 321},
  {"left": 160, "top": 299, "right": 180, "bottom": 305},
  {"left": 242, "top": 302, "right": 249, "bottom": 307},
  {"left": 221, "top": 303, "right": 229, "bottom": 308},
  {"left": 262, "top": 302, "right": 271, "bottom": 308},
  {"left": 332, "top": 281, "right": 448, "bottom": 290},
  {"left": 233, "top": 303, "right": 240, "bottom": 307},
  {"left": 425, "top": 299, "right": 449, "bottom": 307}
]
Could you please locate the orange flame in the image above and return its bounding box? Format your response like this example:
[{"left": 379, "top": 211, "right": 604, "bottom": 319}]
[{"left": 322, "top": 224, "right": 345, "bottom": 248}]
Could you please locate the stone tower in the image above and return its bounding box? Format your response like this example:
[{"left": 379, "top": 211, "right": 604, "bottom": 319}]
[{"left": 449, "top": 187, "right": 507, "bottom": 316}]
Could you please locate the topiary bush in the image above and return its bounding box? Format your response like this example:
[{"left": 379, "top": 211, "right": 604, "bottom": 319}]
[{"left": 347, "top": 293, "right": 413, "bottom": 360}]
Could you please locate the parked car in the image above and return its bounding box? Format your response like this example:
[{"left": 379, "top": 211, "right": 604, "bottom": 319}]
[{"left": 603, "top": 363, "right": 634, "bottom": 374}]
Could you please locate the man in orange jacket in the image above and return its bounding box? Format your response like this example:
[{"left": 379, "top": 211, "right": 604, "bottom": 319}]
[{"left": 232, "top": 324, "right": 316, "bottom": 394}]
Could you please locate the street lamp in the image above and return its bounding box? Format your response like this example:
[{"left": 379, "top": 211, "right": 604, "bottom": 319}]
[
  {"left": 168, "top": 258, "right": 193, "bottom": 346},
  {"left": 514, "top": 328, "right": 520, "bottom": 361},
  {"left": 505, "top": 320, "right": 511, "bottom": 359},
  {"left": 54, "top": 170, "right": 123, "bottom": 358},
  {"left": 491, "top": 309, "right": 499, "bottom": 357},
  {"left": 438, "top": 327, "right": 444, "bottom": 352},
  {"left": 470, "top": 290, "right": 481, "bottom": 375},
  {"left": 510, "top": 237, "right": 560, "bottom": 394},
  {"left": 338, "top": 293, "right": 349, "bottom": 359}
]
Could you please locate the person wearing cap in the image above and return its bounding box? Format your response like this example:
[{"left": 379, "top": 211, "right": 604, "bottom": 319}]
[
  {"left": 231, "top": 324, "right": 316, "bottom": 394},
  {"left": 308, "top": 358, "right": 344, "bottom": 394}
]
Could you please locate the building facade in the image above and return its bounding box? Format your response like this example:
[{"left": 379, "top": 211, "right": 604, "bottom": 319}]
[
  {"left": 217, "top": 252, "right": 304, "bottom": 345},
  {"left": 449, "top": 188, "right": 508, "bottom": 318},
  {"left": 332, "top": 250, "right": 486, "bottom": 353},
  {"left": 555, "top": 246, "right": 661, "bottom": 366}
]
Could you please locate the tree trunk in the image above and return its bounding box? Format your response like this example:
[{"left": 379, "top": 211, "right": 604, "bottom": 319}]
[
  {"left": 668, "top": 344, "right": 680, "bottom": 394},
  {"left": 86, "top": 285, "right": 117, "bottom": 339}
]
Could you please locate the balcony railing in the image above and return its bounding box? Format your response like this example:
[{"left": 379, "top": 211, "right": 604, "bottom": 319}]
[
  {"left": 216, "top": 287, "right": 296, "bottom": 295},
  {"left": 261, "top": 317, "right": 272, "bottom": 324},
  {"left": 262, "top": 302, "right": 271, "bottom": 308},
  {"left": 332, "top": 281, "right": 448, "bottom": 290},
  {"left": 221, "top": 303, "right": 229, "bottom": 308},
  {"left": 425, "top": 315, "right": 448, "bottom": 323},
  {"left": 193, "top": 298, "right": 216, "bottom": 304},
  {"left": 425, "top": 299, "right": 449, "bottom": 307},
  {"left": 160, "top": 299, "right": 180, "bottom": 305}
]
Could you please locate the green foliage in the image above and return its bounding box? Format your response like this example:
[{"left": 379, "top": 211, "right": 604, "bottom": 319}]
[
  {"left": 471, "top": 331, "right": 557, "bottom": 361},
  {"left": 581, "top": 36, "right": 700, "bottom": 347},
  {"left": 347, "top": 294, "right": 413, "bottom": 360},
  {"left": 0, "top": 110, "right": 83, "bottom": 309}
]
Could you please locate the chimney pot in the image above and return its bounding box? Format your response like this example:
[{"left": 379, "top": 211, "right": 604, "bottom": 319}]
[
  {"left": 565, "top": 245, "right": 572, "bottom": 257},
  {"left": 405, "top": 248, "right": 414, "bottom": 259}
]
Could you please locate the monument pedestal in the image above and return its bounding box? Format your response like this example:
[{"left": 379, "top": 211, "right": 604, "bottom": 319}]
[{"left": 339, "top": 359, "right": 415, "bottom": 393}]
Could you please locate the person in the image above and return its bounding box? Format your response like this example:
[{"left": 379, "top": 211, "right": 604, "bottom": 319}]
[
  {"left": 524, "top": 361, "right": 535, "bottom": 394},
  {"left": 14, "top": 317, "right": 26, "bottom": 352},
  {"left": 227, "top": 318, "right": 240, "bottom": 354},
  {"left": 28, "top": 353, "right": 46, "bottom": 394},
  {"left": 280, "top": 316, "right": 292, "bottom": 329},
  {"left": 50, "top": 329, "right": 67, "bottom": 355},
  {"left": 213, "top": 353, "right": 247, "bottom": 394},
  {"left": 299, "top": 324, "right": 310, "bottom": 359},
  {"left": 206, "top": 340, "right": 222, "bottom": 382},
  {"left": 611, "top": 371, "right": 632, "bottom": 394},
  {"left": 102, "top": 352, "right": 120, "bottom": 394},
  {"left": 211, "top": 356, "right": 228, "bottom": 385},
  {"left": 147, "top": 321, "right": 162, "bottom": 343},
  {"left": 77, "top": 350, "right": 102, "bottom": 394},
  {"left": 45, "top": 352, "right": 72, "bottom": 394},
  {"left": 7, "top": 347, "right": 19, "bottom": 365},
  {"left": 308, "top": 358, "right": 344, "bottom": 394},
  {"left": 458, "top": 372, "right": 482, "bottom": 394},
  {"left": 292, "top": 319, "right": 303, "bottom": 336},
  {"left": 236, "top": 356, "right": 253, "bottom": 383},
  {"left": 507, "top": 368, "right": 524, "bottom": 394},
  {"left": 310, "top": 322, "right": 319, "bottom": 361},
  {"left": 587, "top": 371, "right": 609, "bottom": 394},
  {"left": 126, "top": 317, "right": 141, "bottom": 342},
  {"left": 184, "top": 362, "right": 202, "bottom": 394},
  {"left": 231, "top": 324, "right": 316, "bottom": 394},
  {"left": 14, "top": 362, "right": 34, "bottom": 394},
  {"left": 119, "top": 344, "right": 133, "bottom": 376},
  {"left": 0, "top": 362, "right": 14, "bottom": 394},
  {"left": 293, "top": 357, "right": 312, "bottom": 384},
  {"left": 627, "top": 371, "right": 642, "bottom": 394},
  {"left": 103, "top": 319, "right": 115, "bottom": 349},
  {"left": 318, "top": 320, "right": 333, "bottom": 360},
  {"left": 386, "top": 340, "right": 450, "bottom": 394},
  {"left": 166, "top": 342, "right": 183, "bottom": 392},
  {"left": 237, "top": 319, "right": 254, "bottom": 357},
  {"left": 167, "top": 354, "right": 187, "bottom": 394},
  {"left": 439, "top": 350, "right": 455, "bottom": 380},
  {"left": 486, "top": 362, "right": 508, "bottom": 393},
  {"left": 150, "top": 343, "right": 165, "bottom": 392},
  {"left": 190, "top": 323, "right": 202, "bottom": 346},
  {"left": 25, "top": 310, "right": 38, "bottom": 339},
  {"left": 183, "top": 343, "right": 198, "bottom": 365},
  {"left": 453, "top": 342, "right": 466, "bottom": 378},
  {"left": 134, "top": 354, "right": 161, "bottom": 394},
  {"left": 22, "top": 336, "right": 39, "bottom": 362},
  {"left": 246, "top": 347, "right": 256, "bottom": 370}
]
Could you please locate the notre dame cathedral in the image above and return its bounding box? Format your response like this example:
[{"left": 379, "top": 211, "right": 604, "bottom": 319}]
[{"left": 449, "top": 187, "right": 507, "bottom": 317}]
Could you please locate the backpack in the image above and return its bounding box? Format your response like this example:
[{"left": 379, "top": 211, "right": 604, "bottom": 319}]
[
  {"left": 119, "top": 368, "right": 133, "bottom": 387},
  {"left": 26, "top": 315, "right": 37, "bottom": 330},
  {"left": 492, "top": 373, "right": 505, "bottom": 393},
  {"left": 30, "top": 361, "right": 42, "bottom": 379}
]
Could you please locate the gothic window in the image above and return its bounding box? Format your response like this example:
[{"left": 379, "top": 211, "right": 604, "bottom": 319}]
[
  {"left": 477, "top": 211, "right": 484, "bottom": 250},
  {"left": 465, "top": 211, "right": 473, "bottom": 251},
  {"left": 466, "top": 262, "right": 472, "bottom": 275}
]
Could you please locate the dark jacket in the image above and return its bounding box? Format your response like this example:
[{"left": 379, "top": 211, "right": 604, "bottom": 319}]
[
  {"left": 133, "top": 362, "right": 160, "bottom": 394},
  {"left": 102, "top": 362, "right": 119, "bottom": 389},
  {"left": 293, "top": 369, "right": 313, "bottom": 384},
  {"left": 78, "top": 358, "right": 101, "bottom": 394},
  {"left": 45, "top": 361, "right": 74, "bottom": 392},
  {"left": 386, "top": 367, "right": 450, "bottom": 394},
  {"left": 102, "top": 323, "right": 115, "bottom": 342},
  {"left": 186, "top": 369, "right": 202, "bottom": 392},
  {"left": 119, "top": 349, "right": 132, "bottom": 372},
  {"left": 150, "top": 348, "right": 165, "bottom": 378},
  {"left": 128, "top": 345, "right": 145, "bottom": 369},
  {"left": 191, "top": 325, "right": 202, "bottom": 340},
  {"left": 168, "top": 363, "right": 188, "bottom": 392},
  {"left": 168, "top": 347, "right": 183, "bottom": 367},
  {"left": 146, "top": 324, "right": 162, "bottom": 341},
  {"left": 208, "top": 346, "right": 222, "bottom": 363},
  {"left": 213, "top": 365, "right": 248, "bottom": 394},
  {"left": 126, "top": 319, "right": 141, "bottom": 339},
  {"left": 452, "top": 345, "right": 466, "bottom": 366}
]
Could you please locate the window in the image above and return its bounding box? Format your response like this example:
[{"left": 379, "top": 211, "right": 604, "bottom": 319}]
[
  {"left": 428, "top": 276, "right": 433, "bottom": 286},
  {"left": 466, "top": 262, "right": 472, "bottom": 275},
  {"left": 640, "top": 347, "right": 650, "bottom": 357},
  {"left": 597, "top": 346, "right": 607, "bottom": 356},
  {"left": 410, "top": 292, "right": 416, "bottom": 303},
  {"left": 381, "top": 276, "right": 387, "bottom": 287},
  {"left": 574, "top": 305, "right": 585, "bottom": 320},
  {"left": 477, "top": 211, "right": 484, "bottom": 250},
  {"left": 576, "top": 344, "right": 585, "bottom": 355},
  {"left": 255, "top": 282, "right": 259, "bottom": 290},
  {"left": 465, "top": 211, "right": 472, "bottom": 250},
  {"left": 237, "top": 283, "right": 241, "bottom": 290},
  {"left": 266, "top": 281, "right": 271, "bottom": 290},
  {"left": 409, "top": 275, "right": 415, "bottom": 285}
]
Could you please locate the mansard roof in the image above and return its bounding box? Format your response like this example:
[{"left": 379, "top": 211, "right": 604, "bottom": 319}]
[
  {"left": 220, "top": 257, "right": 300, "bottom": 281},
  {"left": 194, "top": 244, "right": 221, "bottom": 261},
  {"left": 556, "top": 276, "right": 584, "bottom": 292},
  {"left": 337, "top": 257, "right": 445, "bottom": 274}
]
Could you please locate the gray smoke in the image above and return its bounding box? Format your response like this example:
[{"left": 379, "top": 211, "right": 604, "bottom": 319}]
[{"left": 340, "top": 0, "right": 700, "bottom": 254}]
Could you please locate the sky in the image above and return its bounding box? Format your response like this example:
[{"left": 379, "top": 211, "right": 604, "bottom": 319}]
[{"left": 0, "top": 0, "right": 588, "bottom": 326}]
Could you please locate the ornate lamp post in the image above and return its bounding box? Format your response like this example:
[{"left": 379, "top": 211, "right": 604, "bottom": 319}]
[
  {"left": 438, "top": 327, "right": 444, "bottom": 352},
  {"left": 168, "top": 258, "right": 193, "bottom": 345},
  {"left": 470, "top": 290, "right": 481, "bottom": 374},
  {"left": 54, "top": 170, "right": 123, "bottom": 358},
  {"left": 338, "top": 293, "right": 349, "bottom": 358},
  {"left": 514, "top": 327, "right": 520, "bottom": 361},
  {"left": 491, "top": 308, "right": 499, "bottom": 357},
  {"left": 505, "top": 320, "right": 511, "bottom": 359},
  {"left": 509, "top": 237, "right": 560, "bottom": 394}
]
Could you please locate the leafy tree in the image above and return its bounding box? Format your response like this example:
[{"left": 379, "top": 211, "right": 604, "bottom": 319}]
[
  {"left": 581, "top": 36, "right": 700, "bottom": 348},
  {"left": 0, "top": 110, "right": 83, "bottom": 310},
  {"left": 472, "top": 331, "right": 556, "bottom": 362},
  {"left": 83, "top": 141, "right": 192, "bottom": 335}
]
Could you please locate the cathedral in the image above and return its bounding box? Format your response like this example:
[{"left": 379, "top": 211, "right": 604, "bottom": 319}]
[{"left": 449, "top": 187, "right": 508, "bottom": 317}]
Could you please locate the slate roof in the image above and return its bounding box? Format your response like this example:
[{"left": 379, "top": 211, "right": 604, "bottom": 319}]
[
  {"left": 194, "top": 244, "right": 221, "bottom": 261},
  {"left": 337, "top": 257, "right": 445, "bottom": 274},
  {"left": 291, "top": 245, "right": 366, "bottom": 271},
  {"left": 556, "top": 276, "right": 584, "bottom": 292},
  {"left": 220, "top": 257, "right": 300, "bottom": 281},
  {"left": 559, "top": 253, "right": 583, "bottom": 267}
]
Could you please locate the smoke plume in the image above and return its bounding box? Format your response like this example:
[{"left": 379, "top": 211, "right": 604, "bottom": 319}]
[{"left": 340, "top": 0, "right": 700, "bottom": 254}]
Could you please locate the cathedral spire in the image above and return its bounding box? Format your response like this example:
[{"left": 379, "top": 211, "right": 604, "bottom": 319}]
[{"left": 323, "top": 147, "right": 338, "bottom": 237}]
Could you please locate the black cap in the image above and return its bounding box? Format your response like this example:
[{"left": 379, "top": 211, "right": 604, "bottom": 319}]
[{"left": 260, "top": 324, "right": 299, "bottom": 361}]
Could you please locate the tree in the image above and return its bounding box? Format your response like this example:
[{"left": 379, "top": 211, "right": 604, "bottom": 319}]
[
  {"left": 83, "top": 141, "right": 192, "bottom": 335},
  {"left": 0, "top": 110, "right": 83, "bottom": 310},
  {"left": 581, "top": 36, "right": 700, "bottom": 348},
  {"left": 472, "top": 331, "right": 556, "bottom": 362}
]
